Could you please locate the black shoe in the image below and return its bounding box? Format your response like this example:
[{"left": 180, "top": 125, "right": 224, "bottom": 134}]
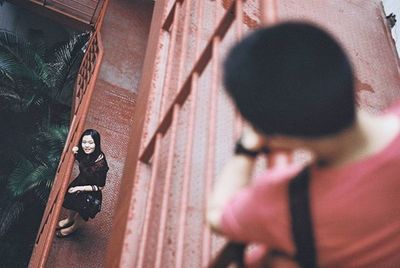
[{"left": 56, "top": 229, "right": 75, "bottom": 238}]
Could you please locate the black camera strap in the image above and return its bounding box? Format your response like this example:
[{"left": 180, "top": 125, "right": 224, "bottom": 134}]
[
  {"left": 288, "top": 167, "right": 317, "bottom": 268},
  {"left": 209, "top": 166, "right": 317, "bottom": 268}
]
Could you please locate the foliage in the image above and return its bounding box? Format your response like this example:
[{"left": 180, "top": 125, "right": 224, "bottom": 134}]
[
  {"left": 0, "top": 199, "right": 24, "bottom": 237},
  {"left": 0, "top": 29, "right": 89, "bottom": 246},
  {"left": 0, "top": 30, "right": 89, "bottom": 115}
]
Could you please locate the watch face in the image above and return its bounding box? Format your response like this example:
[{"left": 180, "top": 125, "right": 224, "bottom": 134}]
[{"left": 82, "top": 135, "right": 95, "bottom": 154}]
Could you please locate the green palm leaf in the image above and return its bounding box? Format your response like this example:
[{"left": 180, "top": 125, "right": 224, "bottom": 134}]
[
  {"left": 0, "top": 29, "right": 90, "bottom": 244},
  {"left": 7, "top": 158, "right": 56, "bottom": 198},
  {"left": 34, "top": 125, "right": 68, "bottom": 163},
  {"left": 0, "top": 200, "right": 24, "bottom": 237},
  {"left": 0, "top": 84, "right": 20, "bottom": 103},
  {"left": 0, "top": 31, "right": 50, "bottom": 88},
  {"left": 47, "top": 32, "right": 89, "bottom": 104},
  {"left": 33, "top": 180, "right": 51, "bottom": 206},
  {"left": 7, "top": 158, "right": 35, "bottom": 198},
  {"left": 0, "top": 88, "right": 21, "bottom": 113},
  {"left": 0, "top": 50, "right": 17, "bottom": 82}
]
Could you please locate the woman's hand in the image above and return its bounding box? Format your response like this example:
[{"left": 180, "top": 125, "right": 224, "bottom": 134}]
[
  {"left": 68, "top": 186, "right": 81, "bottom": 194},
  {"left": 72, "top": 146, "right": 79, "bottom": 154}
]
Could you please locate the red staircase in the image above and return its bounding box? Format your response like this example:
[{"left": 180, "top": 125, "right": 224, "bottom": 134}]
[{"left": 7, "top": 0, "right": 105, "bottom": 30}]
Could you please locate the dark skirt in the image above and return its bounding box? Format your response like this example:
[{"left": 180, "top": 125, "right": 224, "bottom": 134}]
[{"left": 62, "top": 181, "right": 102, "bottom": 221}]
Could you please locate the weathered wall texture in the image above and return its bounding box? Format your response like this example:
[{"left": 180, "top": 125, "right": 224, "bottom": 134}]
[
  {"left": 278, "top": 0, "right": 400, "bottom": 113},
  {"left": 108, "top": 1, "right": 400, "bottom": 267}
]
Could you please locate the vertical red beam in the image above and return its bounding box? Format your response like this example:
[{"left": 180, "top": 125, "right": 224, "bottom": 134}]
[
  {"left": 176, "top": 0, "right": 192, "bottom": 92},
  {"left": 104, "top": 0, "right": 167, "bottom": 266},
  {"left": 136, "top": 134, "right": 162, "bottom": 268},
  {"left": 234, "top": 0, "right": 244, "bottom": 140},
  {"left": 260, "top": 0, "right": 278, "bottom": 25},
  {"left": 175, "top": 73, "right": 198, "bottom": 268},
  {"left": 175, "top": 1, "right": 203, "bottom": 266},
  {"left": 236, "top": 0, "right": 243, "bottom": 38},
  {"left": 154, "top": 105, "right": 179, "bottom": 268},
  {"left": 202, "top": 35, "right": 220, "bottom": 267},
  {"left": 142, "top": 1, "right": 192, "bottom": 266},
  {"left": 154, "top": 2, "right": 192, "bottom": 265},
  {"left": 159, "top": 2, "right": 181, "bottom": 121}
]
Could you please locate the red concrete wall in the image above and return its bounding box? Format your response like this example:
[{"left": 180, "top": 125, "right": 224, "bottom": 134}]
[
  {"left": 107, "top": 0, "right": 400, "bottom": 267},
  {"left": 278, "top": 0, "right": 400, "bottom": 112}
]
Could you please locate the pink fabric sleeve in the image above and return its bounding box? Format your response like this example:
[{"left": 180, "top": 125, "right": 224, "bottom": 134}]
[
  {"left": 220, "top": 164, "right": 302, "bottom": 243},
  {"left": 220, "top": 187, "right": 271, "bottom": 243},
  {"left": 220, "top": 190, "right": 272, "bottom": 268}
]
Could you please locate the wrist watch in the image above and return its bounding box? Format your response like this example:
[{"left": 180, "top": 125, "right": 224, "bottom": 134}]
[{"left": 234, "top": 140, "right": 270, "bottom": 158}]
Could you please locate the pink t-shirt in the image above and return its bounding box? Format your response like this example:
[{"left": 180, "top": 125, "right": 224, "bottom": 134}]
[{"left": 221, "top": 103, "right": 400, "bottom": 267}]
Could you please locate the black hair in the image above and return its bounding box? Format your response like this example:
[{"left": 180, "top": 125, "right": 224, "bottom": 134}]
[
  {"left": 76, "top": 129, "right": 102, "bottom": 162},
  {"left": 223, "top": 22, "right": 355, "bottom": 137}
]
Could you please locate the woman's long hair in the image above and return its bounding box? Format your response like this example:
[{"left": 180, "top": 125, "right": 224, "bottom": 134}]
[{"left": 76, "top": 129, "right": 102, "bottom": 163}]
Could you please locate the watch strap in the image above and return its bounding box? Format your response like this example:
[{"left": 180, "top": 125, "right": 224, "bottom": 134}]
[{"left": 234, "top": 140, "right": 269, "bottom": 157}]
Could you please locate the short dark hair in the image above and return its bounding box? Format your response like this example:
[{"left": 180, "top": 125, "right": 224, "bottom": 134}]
[
  {"left": 77, "top": 128, "right": 102, "bottom": 160},
  {"left": 223, "top": 22, "right": 355, "bottom": 137}
]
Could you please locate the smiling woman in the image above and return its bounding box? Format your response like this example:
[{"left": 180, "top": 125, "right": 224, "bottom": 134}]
[
  {"left": 82, "top": 135, "right": 96, "bottom": 154},
  {"left": 57, "top": 129, "right": 109, "bottom": 238}
]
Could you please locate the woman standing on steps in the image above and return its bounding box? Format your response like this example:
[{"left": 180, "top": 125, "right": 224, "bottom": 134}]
[{"left": 56, "top": 129, "right": 109, "bottom": 238}]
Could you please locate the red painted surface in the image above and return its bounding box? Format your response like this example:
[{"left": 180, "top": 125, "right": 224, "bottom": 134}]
[
  {"left": 106, "top": 0, "right": 400, "bottom": 267},
  {"left": 277, "top": 0, "right": 400, "bottom": 112},
  {"left": 108, "top": 1, "right": 267, "bottom": 267},
  {"left": 43, "top": 0, "right": 154, "bottom": 267}
]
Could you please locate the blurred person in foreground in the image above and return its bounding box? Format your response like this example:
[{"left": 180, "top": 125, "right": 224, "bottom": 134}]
[{"left": 207, "top": 22, "right": 400, "bottom": 267}]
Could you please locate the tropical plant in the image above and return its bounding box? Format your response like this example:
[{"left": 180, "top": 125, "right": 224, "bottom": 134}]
[
  {"left": 7, "top": 126, "right": 68, "bottom": 198},
  {"left": 0, "top": 30, "right": 89, "bottom": 239},
  {"left": 0, "top": 30, "right": 89, "bottom": 115}
]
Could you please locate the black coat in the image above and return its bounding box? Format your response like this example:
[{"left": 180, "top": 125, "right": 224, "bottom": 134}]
[{"left": 62, "top": 154, "right": 109, "bottom": 221}]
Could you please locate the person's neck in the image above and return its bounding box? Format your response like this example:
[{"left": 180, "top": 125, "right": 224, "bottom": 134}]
[{"left": 310, "top": 110, "right": 400, "bottom": 168}]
